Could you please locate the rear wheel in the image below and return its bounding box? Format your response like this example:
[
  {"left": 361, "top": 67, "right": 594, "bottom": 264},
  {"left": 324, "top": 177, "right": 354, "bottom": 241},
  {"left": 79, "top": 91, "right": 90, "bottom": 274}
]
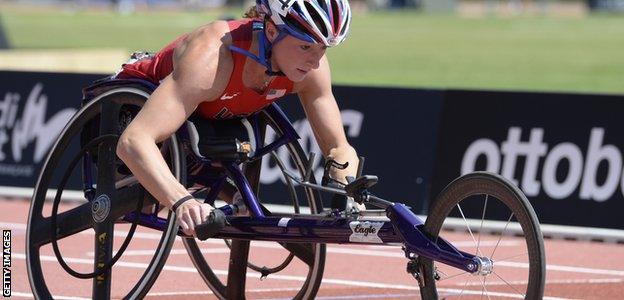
[
  {"left": 418, "top": 172, "right": 545, "bottom": 299},
  {"left": 26, "top": 90, "right": 183, "bottom": 299},
  {"left": 183, "top": 109, "right": 326, "bottom": 299}
]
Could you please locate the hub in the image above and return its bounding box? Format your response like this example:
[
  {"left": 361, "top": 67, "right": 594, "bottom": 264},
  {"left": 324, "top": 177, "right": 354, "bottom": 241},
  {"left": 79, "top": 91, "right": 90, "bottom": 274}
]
[
  {"left": 92, "top": 194, "right": 111, "bottom": 223},
  {"left": 473, "top": 256, "right": 494, "bottom": 276}
]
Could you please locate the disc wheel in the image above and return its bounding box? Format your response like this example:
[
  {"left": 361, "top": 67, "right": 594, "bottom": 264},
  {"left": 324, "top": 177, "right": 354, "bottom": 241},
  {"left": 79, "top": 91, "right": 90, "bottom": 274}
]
[
  {"left": 418, "top": 172, "right": 545, "bottom": 299},
  {"left": 183, "top": 109, "right": 326, "bottom": 299},
  {"left": 26, "top": 90, "right": 184, "bottom": 299}
]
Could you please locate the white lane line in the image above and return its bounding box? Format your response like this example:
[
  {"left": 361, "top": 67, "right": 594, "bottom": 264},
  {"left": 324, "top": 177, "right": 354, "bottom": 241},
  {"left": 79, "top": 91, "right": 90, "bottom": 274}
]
[
  {"left": 146, "top": 287, "right": 305, "bottom": 297},
  {"left": 86, "top": 248, "right": 231, "bottom": 257},
  {"left": 0, "top": 221, "right": 27, "bottom": 230},
  {"left": 13, "top": 253, "right": 418, "bottom": 291},
  {"left": 436, "top": 288, "right": 575, "bottom": 300},
  {"left": 461, "top": 277, "right": 624, "bottom": 287},
  {"left": 100, "top": 243, "right": 624, "bottom": 278},
  {"left": 497, "top": 261, "right": 624, "bottom": 277},
  {"left": 262, "top": 293, "right": 420, "bottom": 300},
  {"left": 262, "top": 289, "right": 573, "bottom": 300},
  {"left": 12, "top": 253, "right": 583, "bottom": 300},
  {"left": 9, "top": 291, "right": 90, "bottom": 300}
]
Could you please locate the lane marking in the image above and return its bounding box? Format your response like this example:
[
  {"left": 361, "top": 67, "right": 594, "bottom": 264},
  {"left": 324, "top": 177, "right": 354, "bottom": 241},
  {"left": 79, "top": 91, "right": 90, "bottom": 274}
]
[
  {"left": 261, "top": 293, "right": 420, "bottom": 300},
  {"left": 261, "top": 289, "right": 573, "bottom": 300},
  {"left": 13, "top": 253, "right": 419, "bottom": 290},
  {"left": 497, "top": 261, "right": 624, "bottom": 276},
  {"left": 86, "top": 248, "right": 231, "bottom": 257},
  {"left": 9, "top": 291, "right": 90, "bottom": 300},
  {"left": 459, "top": 277, "right": 624, "bottom": 287},
  {"left": 146, "top": 287, "right": 304, "bottom": 297},
  {"left": 436, "top": 288, "right": 575, "bottom": 300}
]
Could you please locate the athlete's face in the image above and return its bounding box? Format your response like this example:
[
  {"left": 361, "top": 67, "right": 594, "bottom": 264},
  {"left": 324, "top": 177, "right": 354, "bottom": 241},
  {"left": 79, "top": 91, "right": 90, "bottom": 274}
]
[{"left": 267, "top": 25, "right": 327, "bottom": 82}]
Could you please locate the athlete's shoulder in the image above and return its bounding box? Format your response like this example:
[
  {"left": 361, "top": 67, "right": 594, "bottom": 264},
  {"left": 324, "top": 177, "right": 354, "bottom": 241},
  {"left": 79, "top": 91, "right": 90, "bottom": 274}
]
[
  {"left": 183, "top": 20, "right": 232, "bottom": 48},
  {"left": 170, "top": 20, "right": 239, "bottom": 98}
]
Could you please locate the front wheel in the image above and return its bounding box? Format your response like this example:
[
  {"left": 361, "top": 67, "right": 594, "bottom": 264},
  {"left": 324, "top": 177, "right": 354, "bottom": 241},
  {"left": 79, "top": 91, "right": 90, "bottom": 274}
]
[{"left": 418, "top": 172, "right": 545, "bottom": 299}]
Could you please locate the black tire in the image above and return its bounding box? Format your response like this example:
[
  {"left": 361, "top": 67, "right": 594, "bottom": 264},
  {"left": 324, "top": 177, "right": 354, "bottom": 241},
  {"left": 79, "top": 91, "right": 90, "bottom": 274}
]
[
  {"left": 418, "top": 172, "right": 545, "bottom": 299},
  {"left": 26, "top": 89, "right": 183, "bottom": 299},
  {"left": 183, "top": 109, "right": 326, "bottom": 300}
]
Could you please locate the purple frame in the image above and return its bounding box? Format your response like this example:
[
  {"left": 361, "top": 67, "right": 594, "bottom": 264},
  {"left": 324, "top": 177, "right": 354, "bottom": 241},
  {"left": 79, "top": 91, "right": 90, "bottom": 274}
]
[{"left": 84, "top": 78, "right": 479, "bottom": 274}]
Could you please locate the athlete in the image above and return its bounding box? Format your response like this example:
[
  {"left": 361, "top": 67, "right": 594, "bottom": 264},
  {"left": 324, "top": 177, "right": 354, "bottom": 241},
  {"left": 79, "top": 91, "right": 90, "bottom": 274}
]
[{"left": 115, "top": 0, "right": 360, "bottom": 237}]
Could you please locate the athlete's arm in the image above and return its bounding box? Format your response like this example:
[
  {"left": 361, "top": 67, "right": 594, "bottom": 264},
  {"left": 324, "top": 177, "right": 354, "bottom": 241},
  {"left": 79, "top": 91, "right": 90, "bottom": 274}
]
[
  {"left": 116, "top": 22, "right": 232, "bottom": 235},
  {"left": 295, "top": 55, "right": 359, "bottom": 184}
]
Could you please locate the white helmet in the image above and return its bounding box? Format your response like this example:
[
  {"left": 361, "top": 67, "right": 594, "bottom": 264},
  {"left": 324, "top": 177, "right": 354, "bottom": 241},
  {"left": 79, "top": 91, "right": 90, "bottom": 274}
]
[{"left": 256, "top": 0, "right": 352, "bottom": 47}]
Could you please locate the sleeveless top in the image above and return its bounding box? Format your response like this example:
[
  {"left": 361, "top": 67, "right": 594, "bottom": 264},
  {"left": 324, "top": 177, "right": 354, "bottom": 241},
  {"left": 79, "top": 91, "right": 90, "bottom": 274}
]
[{"left": 117, "top": 18, "right": 295, "bottom": 120}]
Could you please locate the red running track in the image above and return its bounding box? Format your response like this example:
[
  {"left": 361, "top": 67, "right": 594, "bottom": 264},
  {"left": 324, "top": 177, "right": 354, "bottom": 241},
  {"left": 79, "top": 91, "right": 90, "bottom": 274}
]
[{"left": 2, "top": 198, "right": 624, "bottom": 299}]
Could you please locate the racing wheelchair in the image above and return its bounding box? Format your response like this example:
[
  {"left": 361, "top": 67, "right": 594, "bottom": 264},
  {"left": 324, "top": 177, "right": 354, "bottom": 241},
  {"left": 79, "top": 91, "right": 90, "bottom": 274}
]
[{"left": 26, "top": 76, "right": 545, "bottom": 299}]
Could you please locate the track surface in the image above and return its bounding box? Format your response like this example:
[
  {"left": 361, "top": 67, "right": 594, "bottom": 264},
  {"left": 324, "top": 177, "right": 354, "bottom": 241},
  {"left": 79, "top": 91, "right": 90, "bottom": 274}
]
[{"left": 2, "top": 198, "right": 624, "bottom": 299}]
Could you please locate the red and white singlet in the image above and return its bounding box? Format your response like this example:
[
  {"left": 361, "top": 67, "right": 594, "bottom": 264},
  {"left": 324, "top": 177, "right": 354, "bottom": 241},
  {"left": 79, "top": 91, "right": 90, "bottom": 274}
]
[{"left": 117, "top": 18, "right": 294, "bottom": 120}]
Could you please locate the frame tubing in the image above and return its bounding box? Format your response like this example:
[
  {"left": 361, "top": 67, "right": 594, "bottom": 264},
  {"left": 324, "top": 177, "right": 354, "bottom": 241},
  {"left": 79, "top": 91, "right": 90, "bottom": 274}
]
[
  {"left": 225, "top": 163, "right": 266, "bottom": 218},
  {"left": 387, "top": 204, "right": 478, "bottom": 273}
]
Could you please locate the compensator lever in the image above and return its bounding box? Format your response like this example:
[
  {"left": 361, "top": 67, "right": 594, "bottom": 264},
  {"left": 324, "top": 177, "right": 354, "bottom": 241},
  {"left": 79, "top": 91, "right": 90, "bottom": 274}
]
[{"left": 344, "top": 175, "right": 378, "bottom": 204}]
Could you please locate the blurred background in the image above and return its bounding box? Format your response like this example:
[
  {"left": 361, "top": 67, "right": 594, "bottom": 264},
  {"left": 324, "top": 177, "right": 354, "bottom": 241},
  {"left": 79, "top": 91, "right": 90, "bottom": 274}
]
[{"left": 1, "top": 0, "right": 623, "bottom": 94}]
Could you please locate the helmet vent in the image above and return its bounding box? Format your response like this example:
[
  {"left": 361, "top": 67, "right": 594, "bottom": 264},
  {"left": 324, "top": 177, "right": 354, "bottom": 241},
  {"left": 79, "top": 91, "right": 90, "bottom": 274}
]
[
  {"left": 339, "top": 12, "right": 349, "bottom": 36},
  {"left": 330, "top": 0, "right": 340, "bottom": 33},
  {"left": 283, "top": 12, "right": 311, "bottom": 37},
  {"left": 304, "top": 1, "right": 328, "bottom": 37}
]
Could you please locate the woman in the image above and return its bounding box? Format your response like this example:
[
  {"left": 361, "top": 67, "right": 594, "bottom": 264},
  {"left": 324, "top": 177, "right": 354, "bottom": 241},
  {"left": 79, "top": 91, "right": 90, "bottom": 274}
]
[{"left": 116, "top": 0, "right": 360, "bottom": 237}]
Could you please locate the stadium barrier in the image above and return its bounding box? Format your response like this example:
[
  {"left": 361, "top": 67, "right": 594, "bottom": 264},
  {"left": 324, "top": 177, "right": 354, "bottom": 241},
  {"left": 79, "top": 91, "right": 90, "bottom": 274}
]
[{"left": 2, "top": 70, "right": 623, "bottom": 234}]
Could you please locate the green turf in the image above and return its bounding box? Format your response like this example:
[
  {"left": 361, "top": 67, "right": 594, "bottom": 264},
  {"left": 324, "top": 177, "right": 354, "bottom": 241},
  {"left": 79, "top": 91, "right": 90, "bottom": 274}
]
[{"left": 1, "top": 6, "right": 623, "bottom": 94}]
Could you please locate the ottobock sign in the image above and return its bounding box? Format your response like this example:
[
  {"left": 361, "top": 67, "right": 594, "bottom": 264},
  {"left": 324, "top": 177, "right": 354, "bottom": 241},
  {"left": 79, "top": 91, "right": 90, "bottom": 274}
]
[{"left": 430, "top": 90, "right": 624, "bottom": 230}]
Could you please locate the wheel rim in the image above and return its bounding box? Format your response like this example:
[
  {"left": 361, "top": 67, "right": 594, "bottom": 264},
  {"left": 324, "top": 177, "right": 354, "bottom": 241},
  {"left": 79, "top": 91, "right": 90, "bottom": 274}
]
[
  {"left": 26, "top": 91, "right": 181, "bottom": 299},
  {"left": 183, "top": 110, "right": 326, "bottom": 300},
  {"left": 420, "top": 173, "right": 545, "bottom": 299}
]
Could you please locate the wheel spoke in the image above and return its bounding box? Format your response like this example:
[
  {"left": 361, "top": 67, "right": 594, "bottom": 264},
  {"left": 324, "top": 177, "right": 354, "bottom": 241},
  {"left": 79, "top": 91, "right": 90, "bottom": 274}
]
[
  {"left": 482, "top": 276, "right": 491, "bottom": 300},
  {"left": 92, "top": 222, "right": 114, "bottom": 299},
  {"left": 494, "top": 252, "right": 528, "bottom": 263},
  {"left": 91, "top": 100, "right": 120, "bottom": 299},
  {"left": 490, "top": 212, "right": 515, "bottom": 259},
  {"left": 458, "top": 277, "right": 470, "bottom": 299},
  {"left": 226, "top": 240, "right": 250, "bottom": 298},
  {"left": 436, "top": 268, "right": 469, "bottom": 282},
  {"left": 457, "top": 203, "right": 483, "bottom": 257},
  {"left": 476, "top": 195, "right": 489, "bottom": 258},
  {"left": 481, "top": 279, "right": 484, "bottom": 299},
  {"left": 493, "top": 270, "right": 526, "bottom": 297},
  {"left": 30, "top": 202, "right": 94, "bottom": 247}
]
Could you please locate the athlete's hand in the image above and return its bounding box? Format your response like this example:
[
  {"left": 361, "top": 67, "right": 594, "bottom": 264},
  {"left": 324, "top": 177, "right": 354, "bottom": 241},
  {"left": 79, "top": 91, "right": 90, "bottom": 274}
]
[{"left": 175, "top": 200, "right": 215, "bottom": 236}]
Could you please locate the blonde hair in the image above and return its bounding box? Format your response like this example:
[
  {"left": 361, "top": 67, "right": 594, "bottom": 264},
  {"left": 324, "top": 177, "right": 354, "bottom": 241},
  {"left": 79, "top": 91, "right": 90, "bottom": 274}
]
[{"left": 243, "top": 5, "right": 261, "bottom": 19}]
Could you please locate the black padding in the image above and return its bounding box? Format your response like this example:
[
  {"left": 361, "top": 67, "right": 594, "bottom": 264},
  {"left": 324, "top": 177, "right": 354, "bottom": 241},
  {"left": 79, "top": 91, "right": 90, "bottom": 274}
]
[
  {"left": 185, "top": 115, "right": 251, "bottom": 160},
  {"left": 195, "top": 209, "right": 228, "bottom": 240}
]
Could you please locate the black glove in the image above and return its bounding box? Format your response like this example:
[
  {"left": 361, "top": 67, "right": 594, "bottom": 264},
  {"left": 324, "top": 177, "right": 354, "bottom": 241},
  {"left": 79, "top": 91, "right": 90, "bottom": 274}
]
[{"left": 195, "top": 209, "right": 228, "bottom": 240}]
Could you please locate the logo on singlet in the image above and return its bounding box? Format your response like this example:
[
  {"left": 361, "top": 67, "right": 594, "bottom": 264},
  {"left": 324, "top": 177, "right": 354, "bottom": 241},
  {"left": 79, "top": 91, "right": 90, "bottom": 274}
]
[
  {"left": 220, "top": 92, "right": 240, "bottom": 100},
  {"left": 266, "top": 89, "right": 286, "bottom": 100},
  {"left": 214, "top": 107, "right": 235, "bottom": 119}
]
